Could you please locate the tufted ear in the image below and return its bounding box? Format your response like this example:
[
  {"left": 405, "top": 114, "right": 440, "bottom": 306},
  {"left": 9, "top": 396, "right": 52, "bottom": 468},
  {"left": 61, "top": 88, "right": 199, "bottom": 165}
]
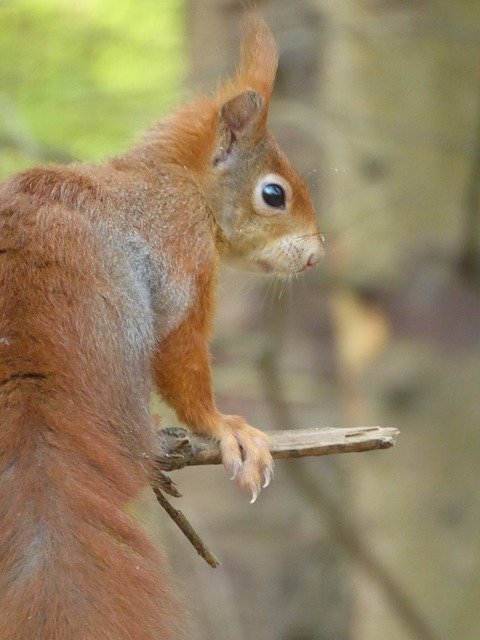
[
  {"left": 213, "top": 90, "right": 264, "bottom": 166},
  {"left": 237, "top": 15, "right": 279, "bottom": 105}
]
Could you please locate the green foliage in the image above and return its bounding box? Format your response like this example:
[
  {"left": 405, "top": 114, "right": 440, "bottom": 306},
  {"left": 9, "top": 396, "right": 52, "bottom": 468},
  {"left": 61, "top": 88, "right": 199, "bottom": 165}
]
[{"left": 0, "top": 0, "right": 186, "bottom": 178}]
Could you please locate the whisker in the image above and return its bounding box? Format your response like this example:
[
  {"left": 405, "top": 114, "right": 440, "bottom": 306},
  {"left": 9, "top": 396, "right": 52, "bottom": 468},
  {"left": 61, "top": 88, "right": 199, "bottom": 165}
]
[
  {"left": 296, "top": 231, "right": 324, "bottom": 239},
  {"left": 295, "top": 232, "right": 326, "bottom": 245},
  {"left": 302, "top": 168, "right": 318, "bottom": 179},
  {"left": 264, "top": 276, "right": 278, "bottom": 304}
]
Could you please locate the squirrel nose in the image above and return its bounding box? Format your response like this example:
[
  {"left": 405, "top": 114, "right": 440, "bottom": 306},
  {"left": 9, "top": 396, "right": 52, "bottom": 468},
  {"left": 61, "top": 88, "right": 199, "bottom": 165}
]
[
  {"left": 307, "top": 252, "right": 319, "bottom": 267},
  {"left": 302, "top": 252, "right": 320, "bottom": 271},
  {"left": 306, "top": 241, "right": 325, "bottom": 268},
  {"left": 301, "top": 234, "right": 325, "bottom": 271}
]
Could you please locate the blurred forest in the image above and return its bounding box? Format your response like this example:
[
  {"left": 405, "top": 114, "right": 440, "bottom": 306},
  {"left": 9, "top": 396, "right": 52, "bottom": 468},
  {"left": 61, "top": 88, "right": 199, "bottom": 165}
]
[{"left": 2, "top": 1, "right": 480, "bottom": 640}]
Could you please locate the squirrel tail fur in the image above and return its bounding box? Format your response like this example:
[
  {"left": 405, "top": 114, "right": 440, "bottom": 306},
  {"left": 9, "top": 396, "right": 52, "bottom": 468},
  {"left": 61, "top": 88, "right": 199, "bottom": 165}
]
[{"left": 0, "top": 202, "right": 181, "bottom": 639}]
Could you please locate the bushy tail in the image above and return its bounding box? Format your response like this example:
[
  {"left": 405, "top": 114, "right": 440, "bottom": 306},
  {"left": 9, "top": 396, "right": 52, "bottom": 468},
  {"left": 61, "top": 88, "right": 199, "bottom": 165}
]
[{"left": 0, "top": 387, "right": 181, "bottom": 640}]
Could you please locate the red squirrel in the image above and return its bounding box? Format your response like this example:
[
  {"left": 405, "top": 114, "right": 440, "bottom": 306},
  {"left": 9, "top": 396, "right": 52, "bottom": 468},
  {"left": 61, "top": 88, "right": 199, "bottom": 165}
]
[{"left": 0, "top": 16, "right": 323, "bottom": 640}]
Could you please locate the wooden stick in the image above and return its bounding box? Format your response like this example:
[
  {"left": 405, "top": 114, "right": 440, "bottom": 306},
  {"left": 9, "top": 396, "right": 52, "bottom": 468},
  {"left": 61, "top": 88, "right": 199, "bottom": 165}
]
[
  {"left": 152, "top": 425, "right": 398, "bottom": 569},
  {"left": 152, "top": 486, "right": 221, "bottom": 569},
  {"left": 154, "top": 425, "right": 399, "bottom": 471}
]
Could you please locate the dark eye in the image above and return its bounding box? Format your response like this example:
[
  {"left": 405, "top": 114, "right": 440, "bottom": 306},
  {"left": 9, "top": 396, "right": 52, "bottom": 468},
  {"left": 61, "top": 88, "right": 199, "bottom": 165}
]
[{"left": 262, "top": 183, "right": 286, "bottom": 208}]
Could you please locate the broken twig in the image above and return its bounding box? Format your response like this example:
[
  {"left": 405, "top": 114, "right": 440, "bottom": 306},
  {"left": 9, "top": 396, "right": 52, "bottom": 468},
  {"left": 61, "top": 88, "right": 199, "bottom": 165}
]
[
  {"left": 151, "top": 425, "right": 398, "bottom": 568},
  {"left": 153, "top": 425, "right": 398, "bottom": 470},
  {"left": 152, "top": 485, "right": 221, "bottom": 569}
]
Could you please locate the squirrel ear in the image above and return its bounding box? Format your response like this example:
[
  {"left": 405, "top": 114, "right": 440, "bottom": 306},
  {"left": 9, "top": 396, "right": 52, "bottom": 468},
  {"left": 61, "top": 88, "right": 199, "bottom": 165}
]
[
  {"left": 220, "top": 90, "right": 263, "bottom": 137},
  {"left": 214, "top": 90, "right": 264, "bottom": 166}
]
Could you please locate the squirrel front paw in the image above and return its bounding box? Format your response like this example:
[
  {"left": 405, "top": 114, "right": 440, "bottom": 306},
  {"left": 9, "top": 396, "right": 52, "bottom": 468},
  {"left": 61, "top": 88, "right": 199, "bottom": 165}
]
[{"left": 216, "top": 415, "right": 273, "bottom": 503}]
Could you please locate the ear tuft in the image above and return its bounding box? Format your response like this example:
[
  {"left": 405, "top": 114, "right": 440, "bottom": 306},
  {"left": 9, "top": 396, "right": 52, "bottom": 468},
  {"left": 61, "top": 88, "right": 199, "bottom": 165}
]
[
  {"left": 220, "top": 90, "right": 263, "bottom": 136},
  {"left": 238, "top": 15, "right": 279, "bottom": 102}
]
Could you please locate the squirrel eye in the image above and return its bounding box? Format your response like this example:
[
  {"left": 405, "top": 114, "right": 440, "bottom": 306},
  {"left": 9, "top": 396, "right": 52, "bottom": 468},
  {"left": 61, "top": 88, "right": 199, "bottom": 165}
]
[{"left": 261, "top": 183, "right": 286, "bottom": 208}]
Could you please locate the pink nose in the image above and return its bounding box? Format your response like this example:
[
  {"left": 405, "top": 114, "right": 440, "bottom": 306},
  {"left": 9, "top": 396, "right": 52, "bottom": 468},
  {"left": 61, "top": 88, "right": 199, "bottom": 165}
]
[
  {"left": 306, "top": 244, "right": 325, "bottom": 267},
  {"left": 307, "top": 253, "right": 319, "bottom": 267},
  {"left": 302, "top": 237, "right": 325, "bottom": 271}
]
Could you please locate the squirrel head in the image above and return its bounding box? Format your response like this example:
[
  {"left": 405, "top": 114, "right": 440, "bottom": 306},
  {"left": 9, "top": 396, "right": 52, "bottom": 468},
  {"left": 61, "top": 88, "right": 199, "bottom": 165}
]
[
  {"left": 206, "top": 16, "right": 324, "bottom": 275},
  {"left": 153, "top": 16, "right": 324, "bottom": 275}
]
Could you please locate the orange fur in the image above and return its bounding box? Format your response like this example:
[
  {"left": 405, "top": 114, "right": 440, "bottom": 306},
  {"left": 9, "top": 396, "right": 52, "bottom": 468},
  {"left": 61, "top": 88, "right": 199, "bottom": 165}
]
[
  {"left": 0, "top": 16, "right": 322, "bottom": 640},
  {"left": 221, "top": 13, "right": 279, "bottom": 121}
]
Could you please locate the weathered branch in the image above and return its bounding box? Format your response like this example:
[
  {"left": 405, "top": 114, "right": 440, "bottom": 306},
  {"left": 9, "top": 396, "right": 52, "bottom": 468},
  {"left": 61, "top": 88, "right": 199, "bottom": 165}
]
[
  {"left": 153, "top": 425, "right": 398, "bottom": 471},
  {"left": 152, "top": 485, "right": 221, "bottom": 568},
  {"left": 152, "top": 425, "right": 398, "bottom": 568}
]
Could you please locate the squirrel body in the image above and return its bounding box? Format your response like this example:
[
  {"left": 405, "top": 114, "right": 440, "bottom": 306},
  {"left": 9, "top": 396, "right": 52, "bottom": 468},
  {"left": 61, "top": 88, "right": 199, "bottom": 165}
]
[{"left": 0, "top": 17, "right": 322, "bottom": 640}]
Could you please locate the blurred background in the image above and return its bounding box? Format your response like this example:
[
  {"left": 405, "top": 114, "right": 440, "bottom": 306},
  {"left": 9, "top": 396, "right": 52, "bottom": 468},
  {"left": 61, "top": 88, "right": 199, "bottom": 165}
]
[{"left": 1, "top": 1, "right": 480, "bottom": 639}]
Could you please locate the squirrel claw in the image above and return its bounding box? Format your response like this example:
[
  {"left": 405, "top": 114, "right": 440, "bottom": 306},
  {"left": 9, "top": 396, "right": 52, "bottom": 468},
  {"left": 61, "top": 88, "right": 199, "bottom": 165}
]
[
  {"left": 263, "top": 466, "right": 274, "bottom": 488},
  {"left": 250, "top": 486, "right": 259, "bottom": 504},
  {"left": 230, "top": 461, "right": 242, "bottom": 480}
]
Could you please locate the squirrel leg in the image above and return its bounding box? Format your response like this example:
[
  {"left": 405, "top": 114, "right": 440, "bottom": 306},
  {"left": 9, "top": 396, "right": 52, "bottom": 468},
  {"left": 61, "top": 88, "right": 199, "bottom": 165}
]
[{"left": 153, "top": 319, "right": 273, "bottom": 501}]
